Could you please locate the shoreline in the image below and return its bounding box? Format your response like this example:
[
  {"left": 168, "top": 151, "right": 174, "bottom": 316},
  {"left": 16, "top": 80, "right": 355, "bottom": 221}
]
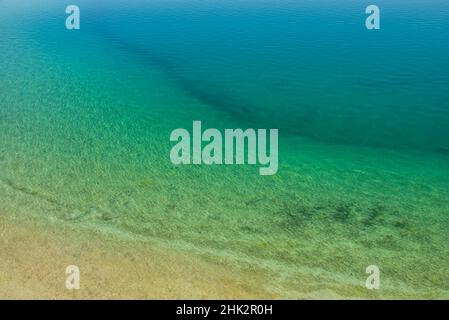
[
  {"left": 2, "top": 170, "right": 449, "bottom": 299},
  {"left": 0, "top": 176, "right": 343, "bottom": 299},
  {"left": 1, "top": 178, "right": 448, "bottom": 299},
  {"left": 0, "top": 211, "right": 279, "bottom": 299},
  {"left": 3, "top": 207, "right": 445, "bottom": 299}
]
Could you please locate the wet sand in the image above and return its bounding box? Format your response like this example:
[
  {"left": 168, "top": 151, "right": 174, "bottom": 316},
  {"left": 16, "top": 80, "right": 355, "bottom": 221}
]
[{"left": 0, "top": 212, "right": 278, "bottom": 299}]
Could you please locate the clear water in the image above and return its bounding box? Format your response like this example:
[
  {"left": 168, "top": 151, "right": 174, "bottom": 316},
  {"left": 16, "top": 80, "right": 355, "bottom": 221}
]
[{"left": 1, "top": 0, "right": 449, "bottom": 298}]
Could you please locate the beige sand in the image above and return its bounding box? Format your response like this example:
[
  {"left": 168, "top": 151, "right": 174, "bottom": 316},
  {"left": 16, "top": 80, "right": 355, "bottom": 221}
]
[
  {"left": 0, "top": 212, "right": 286, "bottom": 299},
  {"left": 0, "top": 181, "right": 424, "bottom": 300},
  {"left": 0, "top": 179, "right": 341, "bottom": 300}
]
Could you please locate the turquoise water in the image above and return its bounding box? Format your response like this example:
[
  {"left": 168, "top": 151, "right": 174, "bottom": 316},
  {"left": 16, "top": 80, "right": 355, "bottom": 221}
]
[{"left": 1, "top": 0, "right": 449, "bottom": 298}]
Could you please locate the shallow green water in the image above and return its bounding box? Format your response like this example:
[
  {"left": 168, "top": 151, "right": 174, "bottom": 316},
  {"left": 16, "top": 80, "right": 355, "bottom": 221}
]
[{"left": 1, "top": 0, "right": 449, "bottom": 298}]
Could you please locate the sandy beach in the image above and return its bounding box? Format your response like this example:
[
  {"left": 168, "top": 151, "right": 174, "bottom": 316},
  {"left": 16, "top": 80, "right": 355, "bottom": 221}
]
[
  {"left": 0, "top": 211, "right": 278, "bottom": 300},
  {"left": 1, "top": 174, "right": 448, "bottom": 300}
]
